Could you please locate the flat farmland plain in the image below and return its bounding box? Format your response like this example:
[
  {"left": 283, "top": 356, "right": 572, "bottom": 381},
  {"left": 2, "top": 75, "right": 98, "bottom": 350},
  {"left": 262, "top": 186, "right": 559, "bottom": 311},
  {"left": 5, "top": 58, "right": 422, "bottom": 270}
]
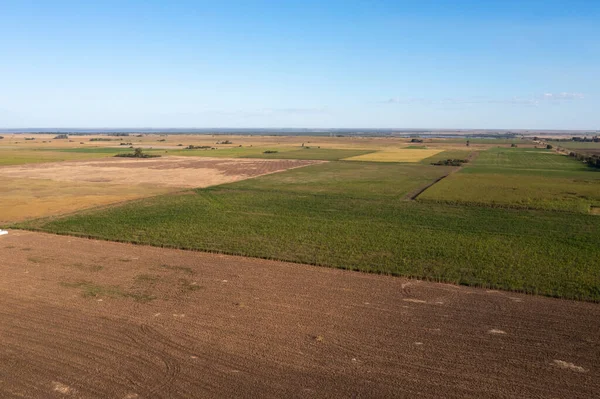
[
  {"left": 0, "top": 231, "right": 598, "bottom": 399},
  {"left": 16, "top": 161, "right": 600, "bottom": 301},
  {"left": 2, "top": 134, "right": 600, "bottom": 398}
]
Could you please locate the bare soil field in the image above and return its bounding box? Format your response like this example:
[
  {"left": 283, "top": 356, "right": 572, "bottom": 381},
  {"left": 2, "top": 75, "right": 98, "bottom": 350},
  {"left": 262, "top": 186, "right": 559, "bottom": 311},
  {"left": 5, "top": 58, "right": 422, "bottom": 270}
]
[
  {"left": 0, "top": 157, "right": 319, "bottom": 223},
  {"left": 0, "top": 231, "right": 598, "bottom": 398}
]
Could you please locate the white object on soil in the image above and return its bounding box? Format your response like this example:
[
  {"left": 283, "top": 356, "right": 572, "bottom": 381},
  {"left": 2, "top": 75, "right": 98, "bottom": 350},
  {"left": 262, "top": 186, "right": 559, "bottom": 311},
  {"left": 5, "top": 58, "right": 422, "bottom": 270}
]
[{"left": 0, "top": 230, "right": 8, "bottom": 236}]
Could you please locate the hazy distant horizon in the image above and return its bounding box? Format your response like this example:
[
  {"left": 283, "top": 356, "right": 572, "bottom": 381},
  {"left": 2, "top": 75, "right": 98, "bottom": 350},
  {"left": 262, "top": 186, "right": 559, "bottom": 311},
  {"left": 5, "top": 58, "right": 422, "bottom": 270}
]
[{"left": 1, "top": 127, "right": 597, "bottom": 136}]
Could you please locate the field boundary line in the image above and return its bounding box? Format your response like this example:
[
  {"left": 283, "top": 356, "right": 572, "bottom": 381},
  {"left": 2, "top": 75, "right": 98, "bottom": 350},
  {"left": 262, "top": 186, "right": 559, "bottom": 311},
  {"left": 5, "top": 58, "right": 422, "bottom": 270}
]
[
  {"left": 406, "top": 151, "right": 479, "bottom": 201},
  {"left": 8, "top": 228, "right": 597, "bottom": 303},
  {"left": 406, "top": 169, "right": 457, "bottom": 200}
]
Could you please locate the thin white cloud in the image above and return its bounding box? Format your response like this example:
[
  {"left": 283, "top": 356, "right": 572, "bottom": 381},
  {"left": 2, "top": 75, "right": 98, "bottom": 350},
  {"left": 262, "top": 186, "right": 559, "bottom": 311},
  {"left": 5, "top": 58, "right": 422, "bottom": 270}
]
[
  {"left": 158, "top": 107, "right": 328, "bottom": 118},
  {"left": 381, "top": 93, "right": 585, "bottom": 107},
  {"left": 542, "top": 92, "right": 584, "bottom": 100},
  {"left": 263, "top": 107, "right": 328, "bottom": 115}
]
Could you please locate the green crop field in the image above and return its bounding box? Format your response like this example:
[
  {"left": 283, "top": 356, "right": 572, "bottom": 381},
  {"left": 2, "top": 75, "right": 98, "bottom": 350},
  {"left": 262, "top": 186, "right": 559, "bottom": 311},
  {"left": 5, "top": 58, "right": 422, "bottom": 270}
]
[
  {"left": 225, "top": 161, "right": 453, "bottom": 198},
  {"left": 51, "top": 146, "right": 374, "bottom": 161},
  {"left": 419, "top": 147, "right": 600, "bottom": 212},
  {"left": 0, "top": 148, "right": 113, "bottom": 165},
  {"left": 14, "top": 160, "right": 600, "bottom": 301},
  {"left": 48, "top": 147, "right": 134, "bottom": 154},
  {"left": 240, "top": 148, "right": 373, "bottom": 160},
  {"left": 419, "top": 173, "right": 600, "bottom": 212},
  {"left": 463, "top": 147, "right": 590, "bottom": 173},
  {"left": 440, "top": 138, "right": 533, "bottom": 145}
]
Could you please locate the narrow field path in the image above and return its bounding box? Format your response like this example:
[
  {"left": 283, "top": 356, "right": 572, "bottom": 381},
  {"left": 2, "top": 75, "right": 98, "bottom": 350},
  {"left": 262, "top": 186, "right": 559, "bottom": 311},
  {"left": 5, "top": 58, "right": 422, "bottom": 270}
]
[
  {"left": 0, "top": 230, "right": 598, "bottom": 398},
  {"left": 406, "top": 151, "right": 479, "bottom": 200}
]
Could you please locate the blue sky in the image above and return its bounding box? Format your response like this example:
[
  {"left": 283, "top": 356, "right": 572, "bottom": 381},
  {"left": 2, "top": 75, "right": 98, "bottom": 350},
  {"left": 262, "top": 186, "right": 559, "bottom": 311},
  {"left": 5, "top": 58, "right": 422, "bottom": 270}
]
[{"left": 0, "top": 0, "right": 598, "bottom": 129}]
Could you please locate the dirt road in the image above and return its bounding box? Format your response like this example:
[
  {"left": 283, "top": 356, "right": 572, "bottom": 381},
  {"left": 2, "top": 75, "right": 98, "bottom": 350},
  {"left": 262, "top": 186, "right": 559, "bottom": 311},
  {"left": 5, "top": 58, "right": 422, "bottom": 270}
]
[{"left": 0, "top": 231, "right": 598, "bottom": 398}]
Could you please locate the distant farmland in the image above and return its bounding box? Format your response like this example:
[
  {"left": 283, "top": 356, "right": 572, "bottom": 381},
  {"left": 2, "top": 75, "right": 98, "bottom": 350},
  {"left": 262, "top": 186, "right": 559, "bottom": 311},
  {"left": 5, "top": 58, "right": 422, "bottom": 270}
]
[
  {"left": 14, "top": 147, "right": 600, "bottom": 301},
  {"left": 419, "top": 147, "right": 600, "bottom": 213}
]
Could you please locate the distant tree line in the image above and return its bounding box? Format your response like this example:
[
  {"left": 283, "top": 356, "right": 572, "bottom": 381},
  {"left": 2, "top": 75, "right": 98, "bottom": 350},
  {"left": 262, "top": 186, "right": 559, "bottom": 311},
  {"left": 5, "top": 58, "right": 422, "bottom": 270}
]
[
  {"left": 114, "top": 148, "right": 160, "bottom": 158},
  {"left": 567, "top": 151, "right": 600, "bottom": 169},
  {"left": 431, "top": 159, "right": 469, "bottom": 166},
  {"left": 571, "top": 136, "right": 600, "bottom": 142},
  {"left": 545, "top": 136, "right": 600, "bottom": 143},
  {"left": 54, "top": 134, "right": 69, "bottom": 139}
]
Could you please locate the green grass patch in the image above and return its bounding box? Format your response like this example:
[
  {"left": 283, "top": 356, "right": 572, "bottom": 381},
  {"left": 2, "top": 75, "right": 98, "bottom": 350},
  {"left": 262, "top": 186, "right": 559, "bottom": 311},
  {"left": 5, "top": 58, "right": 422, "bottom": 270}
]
[
  {"left": 419, "top": 173, "right": 600, "bottom": 213},
  {"left": 24, "top": 145, "right": 374, "bottom": 161},
  {"left": 159, "top": 146, "right": 292, "bottom": 158},
  {"left": 419, "top": 147, "right": 600, "bottom": 212},
  {"left": 19, "top": 161, "right": 600, "bottom": 301},
  {"left": 60, "top": 280, "right": 156, "bottom": 302},
  {"left": 462, "top": 147, "right": 591, "bottom": 175},
  {"left": 0, "top": 148, "right": 112, "bottom": 165},
  {"left": 440, "top": 138, "right": 534, "bottom": 145},
  {"left": 226, "top": 161, "right": 452, "bottom": 198},
  {"left": 246, "top": 148, "right": 374, "bottom": 160},
  {"left": 47, "top": 147, "right": 134, "bottom": 154},
  {"left": 160, "top": 264, "right": 194, "bottom": 274},
  {"left": 161, "top": 147, "right": 373, "bottom": 160}
]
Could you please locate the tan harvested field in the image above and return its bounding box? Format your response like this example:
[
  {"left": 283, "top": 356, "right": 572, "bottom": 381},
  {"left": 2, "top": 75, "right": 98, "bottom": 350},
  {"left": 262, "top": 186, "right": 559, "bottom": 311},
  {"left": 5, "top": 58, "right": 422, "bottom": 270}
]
[
  {"left": 0, "top": 156, "right": 321, "bottom": 188},
  {"left": 0, "top": 157, "right": 320, "bottom": 223},
  {"left": 0, "top": 177, "right": 172, "bottom": 224},
  {"left": 0, "top": 231, "right": 598, "bottom": 399}
]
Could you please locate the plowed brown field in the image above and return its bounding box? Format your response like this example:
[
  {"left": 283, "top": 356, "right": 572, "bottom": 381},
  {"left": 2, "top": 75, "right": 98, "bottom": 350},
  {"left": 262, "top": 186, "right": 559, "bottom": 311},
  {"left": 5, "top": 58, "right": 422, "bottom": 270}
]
[{"left": 0, "top": 231, "right": 598, "bottom": 398}]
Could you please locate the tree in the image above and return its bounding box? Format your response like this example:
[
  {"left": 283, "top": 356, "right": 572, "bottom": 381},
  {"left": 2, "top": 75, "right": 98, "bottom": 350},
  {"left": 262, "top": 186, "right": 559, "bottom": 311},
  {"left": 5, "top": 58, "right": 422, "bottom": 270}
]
[
  {"left": 134, "top": 147, "right": 144, "bottom": 157},
  {"left": 546, "top": 144, "right": 553, "bottom": 150}
]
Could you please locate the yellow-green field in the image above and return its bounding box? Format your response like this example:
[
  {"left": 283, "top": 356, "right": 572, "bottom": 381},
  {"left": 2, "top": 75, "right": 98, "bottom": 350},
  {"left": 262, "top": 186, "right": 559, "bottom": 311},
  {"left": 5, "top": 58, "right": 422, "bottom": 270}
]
[
  {"left": 345, "top": 148, "right": 444, "bottom": 162},
  {"left": 0, "top": 176, "right": 172, "bottom": 223}
]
